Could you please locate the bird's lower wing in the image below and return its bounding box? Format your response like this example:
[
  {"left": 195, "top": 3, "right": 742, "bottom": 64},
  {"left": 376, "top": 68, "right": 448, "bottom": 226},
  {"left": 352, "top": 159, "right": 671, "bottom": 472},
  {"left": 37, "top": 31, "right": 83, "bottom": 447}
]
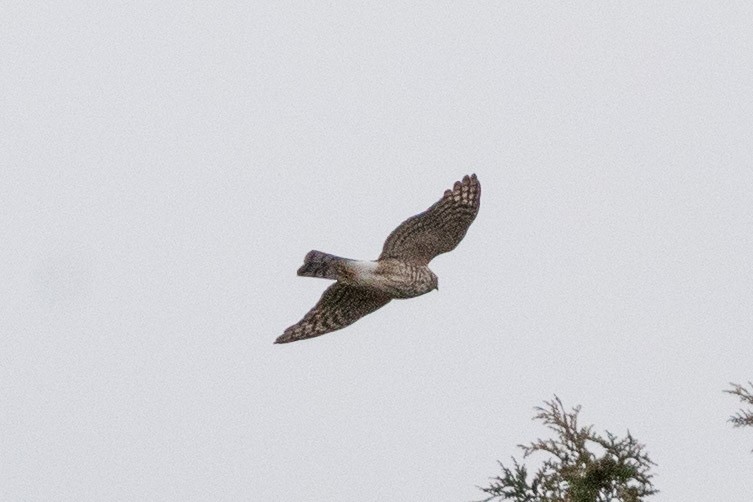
[{"left": 275, "top": 283, "right": 392, "bottom": 344}]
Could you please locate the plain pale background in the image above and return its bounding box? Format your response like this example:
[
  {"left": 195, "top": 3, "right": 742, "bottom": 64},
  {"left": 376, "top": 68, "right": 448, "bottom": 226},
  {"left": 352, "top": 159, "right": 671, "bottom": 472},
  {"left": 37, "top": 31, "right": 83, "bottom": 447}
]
[{"left": 2, "top": 2, "right": 752, "bottom": 500}]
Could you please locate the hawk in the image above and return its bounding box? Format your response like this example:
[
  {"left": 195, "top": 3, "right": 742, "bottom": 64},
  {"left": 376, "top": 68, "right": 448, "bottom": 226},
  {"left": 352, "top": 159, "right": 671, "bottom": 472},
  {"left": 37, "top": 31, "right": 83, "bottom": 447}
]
[{"left": 275, "top": 174, "right": 481, "bottom": 344}]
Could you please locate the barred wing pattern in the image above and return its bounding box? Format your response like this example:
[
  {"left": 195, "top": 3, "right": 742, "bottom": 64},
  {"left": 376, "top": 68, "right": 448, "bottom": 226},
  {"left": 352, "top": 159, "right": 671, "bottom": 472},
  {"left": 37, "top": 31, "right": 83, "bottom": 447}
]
[
  {"left": 379, "top": 174, "right": 480, "bottom": 265},
  {"left": 275, "top": 283, "right": 392, "bottom": 343}
]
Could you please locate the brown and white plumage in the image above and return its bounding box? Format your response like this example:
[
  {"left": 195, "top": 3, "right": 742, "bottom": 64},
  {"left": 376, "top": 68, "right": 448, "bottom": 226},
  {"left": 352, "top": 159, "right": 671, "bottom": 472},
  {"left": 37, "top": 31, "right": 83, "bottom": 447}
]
[
  {"left": 278, "top": 283, "right": 392, "bottom": 343},
  {"left": 380, "top": 174, "right": 481, "bottom": 265},
  {"left": 276, "top": 174, "right": 480, "bottom": 344}
]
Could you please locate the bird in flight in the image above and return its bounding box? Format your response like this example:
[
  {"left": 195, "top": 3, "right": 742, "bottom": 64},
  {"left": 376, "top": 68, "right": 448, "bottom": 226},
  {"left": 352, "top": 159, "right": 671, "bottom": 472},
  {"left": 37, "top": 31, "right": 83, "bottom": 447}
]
[{"left": 275, "top": 174, "right": 481, "bottom": 344}]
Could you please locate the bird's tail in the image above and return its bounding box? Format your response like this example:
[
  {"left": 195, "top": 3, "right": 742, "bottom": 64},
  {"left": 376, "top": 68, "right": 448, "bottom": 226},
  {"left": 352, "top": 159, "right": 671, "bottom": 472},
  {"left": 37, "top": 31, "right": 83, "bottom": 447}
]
[{"left": 297, "top": 250, "right": 350, "bottom": 280}]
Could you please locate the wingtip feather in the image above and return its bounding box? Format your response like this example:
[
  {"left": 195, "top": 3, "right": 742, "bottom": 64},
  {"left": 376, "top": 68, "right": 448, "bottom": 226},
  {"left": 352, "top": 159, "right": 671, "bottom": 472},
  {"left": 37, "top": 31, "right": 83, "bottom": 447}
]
[{"left": 275, "top": 330, "right": 295, "bottom": 344}]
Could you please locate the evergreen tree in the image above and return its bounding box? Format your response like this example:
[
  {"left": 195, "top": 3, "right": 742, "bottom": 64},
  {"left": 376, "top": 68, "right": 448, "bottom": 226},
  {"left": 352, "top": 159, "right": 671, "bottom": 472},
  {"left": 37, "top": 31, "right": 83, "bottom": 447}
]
[
  {"left": 725, "top": 382, "right": 753, "bottom": 450},
  {"left": 478, "top": 396, "right": 657, "bottom": 502}
]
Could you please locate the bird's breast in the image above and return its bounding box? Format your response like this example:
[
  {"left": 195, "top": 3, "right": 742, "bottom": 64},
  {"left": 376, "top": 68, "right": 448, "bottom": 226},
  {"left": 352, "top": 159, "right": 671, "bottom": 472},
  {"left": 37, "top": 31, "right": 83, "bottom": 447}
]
[{"left": 342, "top": 260, "right": 434, "bottom": 299}]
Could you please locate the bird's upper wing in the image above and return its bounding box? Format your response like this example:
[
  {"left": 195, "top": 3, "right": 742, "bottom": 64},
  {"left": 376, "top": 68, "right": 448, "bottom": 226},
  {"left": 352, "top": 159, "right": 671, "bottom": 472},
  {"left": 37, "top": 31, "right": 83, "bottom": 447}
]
[
  {"left": 275, "top": 283, "right": 392, "bottom": 343},
  {"left": 378, "top": 174, "right": 480, "bottom": 265}
]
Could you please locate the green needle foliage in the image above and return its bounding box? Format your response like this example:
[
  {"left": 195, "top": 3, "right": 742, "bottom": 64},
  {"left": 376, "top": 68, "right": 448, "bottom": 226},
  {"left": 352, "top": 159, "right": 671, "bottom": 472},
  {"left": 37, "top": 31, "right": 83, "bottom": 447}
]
[{"left": 478, "top": 397, "right": 657, "bottom": 502}]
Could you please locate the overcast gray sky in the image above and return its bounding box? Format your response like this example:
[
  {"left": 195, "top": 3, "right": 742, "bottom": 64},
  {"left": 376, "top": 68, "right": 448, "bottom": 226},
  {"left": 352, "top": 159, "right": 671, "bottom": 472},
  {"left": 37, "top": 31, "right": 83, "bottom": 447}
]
[{"left": 2, "top": 2, "right": 752, "bottom": 501}]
